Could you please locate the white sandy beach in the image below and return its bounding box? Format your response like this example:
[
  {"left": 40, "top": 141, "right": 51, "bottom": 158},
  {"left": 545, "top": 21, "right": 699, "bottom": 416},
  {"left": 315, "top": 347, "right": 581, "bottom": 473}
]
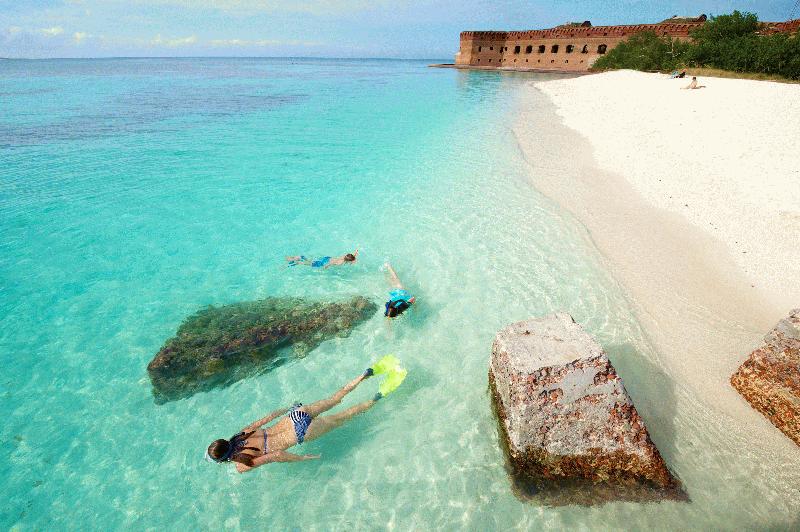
[{"left": 514, "top": 70, "right": 800, "bottom": 433}]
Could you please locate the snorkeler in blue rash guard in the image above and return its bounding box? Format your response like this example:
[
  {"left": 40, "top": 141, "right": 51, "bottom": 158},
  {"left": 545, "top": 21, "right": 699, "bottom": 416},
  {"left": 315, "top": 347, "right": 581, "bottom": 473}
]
[
  {"left": 384, "top": 262, "right": 416, "bottom": 318},
  {"left": 286, "top": 249, "right": 358, "bottom": 269}
]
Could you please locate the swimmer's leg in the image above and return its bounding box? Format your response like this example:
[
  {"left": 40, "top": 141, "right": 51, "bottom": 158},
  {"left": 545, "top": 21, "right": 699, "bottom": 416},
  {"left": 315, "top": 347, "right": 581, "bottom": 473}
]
[
  {"left": 300, "top": 374, "right": 367, "bottom": 418},
  {"left": 286, "top": 255, "right": 310, "bottom": 266},
  {"left": 303, "top": 399, "right": 377, "bottom": 442}
]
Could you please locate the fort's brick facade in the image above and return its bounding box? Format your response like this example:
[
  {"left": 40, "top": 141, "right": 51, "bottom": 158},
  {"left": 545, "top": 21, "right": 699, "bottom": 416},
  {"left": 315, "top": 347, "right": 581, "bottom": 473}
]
[{"left": 453, "top": 16, "right": 800, "bottom": 73}]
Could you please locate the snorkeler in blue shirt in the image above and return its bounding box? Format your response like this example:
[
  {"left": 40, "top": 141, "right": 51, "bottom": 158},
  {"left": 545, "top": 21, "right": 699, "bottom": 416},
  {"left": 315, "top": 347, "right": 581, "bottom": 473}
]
[{"left": 384, "top": 262, "right": 416, "bottom": 318}]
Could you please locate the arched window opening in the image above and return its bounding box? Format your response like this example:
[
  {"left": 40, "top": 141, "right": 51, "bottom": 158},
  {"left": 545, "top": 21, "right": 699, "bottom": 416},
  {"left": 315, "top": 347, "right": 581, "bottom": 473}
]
[
  {"left": 525, "top": 45, "right": 533, "bottom": 53},
  {"left": 514, "top": 45, "right": 520, "bottom": 54},
  {"left": 489, "top": 46, "right": 494, "bottom": 50},
  {"left": 581, "top": 44, "right": 588, "bottom": 53},
  {"left": 478, "top": 46, "right": 482, "bottom": 52},
  {"left": 538, "top": 45, "right": 545, "bottom": 53},
  {"left": 551, "top": 44, "right": 559, "bottom": 53},
  {"left": 597, "top": 44, "right": 607, "bottom": 54},
  {"left": 566, "top": 45, "right": 574, "bottom": 53}
]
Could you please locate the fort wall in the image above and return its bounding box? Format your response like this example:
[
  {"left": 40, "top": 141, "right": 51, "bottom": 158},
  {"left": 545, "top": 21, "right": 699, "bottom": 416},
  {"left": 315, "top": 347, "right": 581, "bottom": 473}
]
[{"left": 453, "top": 17, "right": 800, "bottom": 73}]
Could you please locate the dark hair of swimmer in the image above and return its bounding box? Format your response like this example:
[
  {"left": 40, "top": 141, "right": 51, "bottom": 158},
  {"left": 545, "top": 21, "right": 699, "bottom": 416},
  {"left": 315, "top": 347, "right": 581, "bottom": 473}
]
[
  {"left": 344, "top": 253, "right": 356, "bottom": 262},
  {"left": 207, "top": 433, "right": 257, "bottom": 467},
  {"left": 385, "top": 300, "right": 410, "bottom": 318}
]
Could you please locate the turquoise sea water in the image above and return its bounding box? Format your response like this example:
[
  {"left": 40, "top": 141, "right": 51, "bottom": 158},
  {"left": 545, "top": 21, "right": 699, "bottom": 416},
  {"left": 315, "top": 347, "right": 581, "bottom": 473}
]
[{"left": 2, "top": 59, "right": 798, "bottom": 530}]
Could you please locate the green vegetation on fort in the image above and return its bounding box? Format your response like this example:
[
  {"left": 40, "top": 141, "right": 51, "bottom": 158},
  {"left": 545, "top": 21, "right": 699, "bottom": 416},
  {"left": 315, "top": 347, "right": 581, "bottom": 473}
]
[{"left": 592, "top": 11, "right": 800, "bottom": 80}]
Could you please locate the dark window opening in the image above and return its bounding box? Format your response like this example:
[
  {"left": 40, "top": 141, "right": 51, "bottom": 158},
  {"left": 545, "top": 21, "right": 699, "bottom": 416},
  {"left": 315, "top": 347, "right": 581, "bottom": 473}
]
[
  {"left": 513, "top": 45, "right": 520, "bottom": 54},
  {"left": 566, "top": 44, "right": 574, "bottom": 53},
  {"left": 550, "top": 59, "right": 555, "bottom": 63},
  {"left": 597, "top": 44, "right": 607, "bottom": 54},
  {"left": 489, "top": 46, "right": 493, "bottom": 50},
  {"left": 525, "top": 45, "right": 532, "bottom": 53},
  {"left": 538, "top": 45, "right": 545, "bottom": 53},
  {"left": 581, "top": 44, "right": 588, "bottom": 53},
  {"left": 551, "top": 44, "right": 559, "bottom": 53},
  {"left": 565, "top": 60, "right": 569, "bottom": 63},
  {"left": 478, "top": 46, "right": 482, "bottom": 52}
]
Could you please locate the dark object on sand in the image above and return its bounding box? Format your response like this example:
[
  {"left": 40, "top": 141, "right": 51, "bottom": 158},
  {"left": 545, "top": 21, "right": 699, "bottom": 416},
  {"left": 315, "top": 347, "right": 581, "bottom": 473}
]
[{"left": 147, "top": 296, "right": 377, "bottom": 403}]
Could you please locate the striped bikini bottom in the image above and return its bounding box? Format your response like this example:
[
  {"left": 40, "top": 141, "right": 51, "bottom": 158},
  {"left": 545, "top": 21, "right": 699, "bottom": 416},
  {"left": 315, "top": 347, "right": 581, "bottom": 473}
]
[{"left": 289, "top": 403, "right": 312, "bottom": 444}]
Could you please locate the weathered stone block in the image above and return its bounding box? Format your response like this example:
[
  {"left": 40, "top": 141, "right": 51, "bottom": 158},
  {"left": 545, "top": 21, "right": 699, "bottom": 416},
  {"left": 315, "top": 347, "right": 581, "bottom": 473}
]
[
  {"left": 731, "top": 309, "right": 800, "bottom": 446},
  {"left": 489, "top": 313, "right": 679, "bottom": 498}
]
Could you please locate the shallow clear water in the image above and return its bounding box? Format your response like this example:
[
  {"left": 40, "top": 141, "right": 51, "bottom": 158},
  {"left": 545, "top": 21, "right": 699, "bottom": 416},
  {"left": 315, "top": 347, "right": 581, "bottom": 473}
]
[{"left": 1, "top": 59, "right": 798, "bottom": 530}]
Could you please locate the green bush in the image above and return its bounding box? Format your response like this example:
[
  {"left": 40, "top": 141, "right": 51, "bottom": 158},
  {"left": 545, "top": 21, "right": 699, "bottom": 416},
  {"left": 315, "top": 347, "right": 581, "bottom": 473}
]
[
  {"left": 592, "top": 10, "right": 800, "bottom": 80},
  {"left": 593, "top": 32, "right": 691, "bottom": 72}
]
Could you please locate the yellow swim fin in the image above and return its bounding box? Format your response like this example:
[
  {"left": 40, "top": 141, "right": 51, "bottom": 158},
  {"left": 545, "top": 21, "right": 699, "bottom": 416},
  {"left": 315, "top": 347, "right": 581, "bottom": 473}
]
[
  {"left": 370, "top": 354, "right": 400, "bottom": 376},
  {"left": 379, "top": 365, "right": 407, "bottom": 396}
]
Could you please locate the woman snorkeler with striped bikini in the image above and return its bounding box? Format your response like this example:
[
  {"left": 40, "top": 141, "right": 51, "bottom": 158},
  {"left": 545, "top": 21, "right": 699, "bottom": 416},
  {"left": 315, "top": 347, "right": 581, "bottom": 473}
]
[{"left": 206, "top": 356, "right": 406, "bottom": 473}]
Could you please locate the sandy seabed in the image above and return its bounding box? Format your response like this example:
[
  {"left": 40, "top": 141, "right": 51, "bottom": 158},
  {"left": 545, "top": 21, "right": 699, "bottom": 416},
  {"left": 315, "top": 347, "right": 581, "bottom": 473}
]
[{"left": 514, "top": 69, "right": 800, "bottom": 443}]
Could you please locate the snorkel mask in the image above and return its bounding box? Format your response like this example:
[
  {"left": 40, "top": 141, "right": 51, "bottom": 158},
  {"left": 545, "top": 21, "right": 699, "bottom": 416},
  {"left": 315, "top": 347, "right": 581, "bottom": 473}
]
[{"left": 384, "top": 299, "right": 409, "bottom": 317}]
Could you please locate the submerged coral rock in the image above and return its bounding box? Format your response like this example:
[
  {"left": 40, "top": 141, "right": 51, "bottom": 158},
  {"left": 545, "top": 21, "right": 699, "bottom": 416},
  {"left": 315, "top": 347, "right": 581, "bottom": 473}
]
[
  {"left": 731, "top": 309, "right": 800, "bottom": 446},
  {"left": 147, "top": 296, "right": 377, "bottom": 403},
  {"left": 489, "top": 313, "right": 679, "bottom": 501}
]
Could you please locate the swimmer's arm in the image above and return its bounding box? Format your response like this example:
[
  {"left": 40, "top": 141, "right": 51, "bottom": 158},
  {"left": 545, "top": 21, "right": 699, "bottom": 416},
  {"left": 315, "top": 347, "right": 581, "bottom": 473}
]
[
  {"left": 385, "top": 263, "right": 403, "bottom": 289},
  {"left": 235, "top": 451, "right": 319, "bottom": 473},
  {"left": 270, "top": 451, "right": 320, "bottom": 462},
  {"left": 241, "top": 407, "right": 289, "bottom": 432}
]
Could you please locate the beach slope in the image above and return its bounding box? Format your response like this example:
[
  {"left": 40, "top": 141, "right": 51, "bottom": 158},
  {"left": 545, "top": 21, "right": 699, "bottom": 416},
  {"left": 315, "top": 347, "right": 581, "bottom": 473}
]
[{"left": 515, "top": 70, "right": 800, "bottom": 422}]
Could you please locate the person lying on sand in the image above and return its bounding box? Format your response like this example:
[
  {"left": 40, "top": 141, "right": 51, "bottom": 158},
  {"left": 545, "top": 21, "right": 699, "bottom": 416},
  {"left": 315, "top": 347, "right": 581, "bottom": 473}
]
[
  {"left": 286, "top": 249, "right": 358, "bottom": 269},
  {"left": 206, "top": 370, "right": 384, "bottom": 473},
  {"left": 681, "top": 77, "right": 706, "bottom": 89},
  {"left": 384, "top": 262, "right": 416, "bottom": 318}
]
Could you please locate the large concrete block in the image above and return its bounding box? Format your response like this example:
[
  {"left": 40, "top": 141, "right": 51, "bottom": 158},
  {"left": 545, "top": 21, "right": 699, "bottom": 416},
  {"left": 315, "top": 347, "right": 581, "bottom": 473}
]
[
  {"left": 489, "top": 313, "right": 678, "bottom": 495},
  {"left": 731, "top": 309, "right": 800, "bottom": 446}
]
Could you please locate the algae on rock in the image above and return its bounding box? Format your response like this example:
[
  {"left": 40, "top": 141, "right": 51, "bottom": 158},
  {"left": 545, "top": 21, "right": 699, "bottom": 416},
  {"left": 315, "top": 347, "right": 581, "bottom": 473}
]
[{"left": 147, "top": 296, "right": 377, "bottom": 403}]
